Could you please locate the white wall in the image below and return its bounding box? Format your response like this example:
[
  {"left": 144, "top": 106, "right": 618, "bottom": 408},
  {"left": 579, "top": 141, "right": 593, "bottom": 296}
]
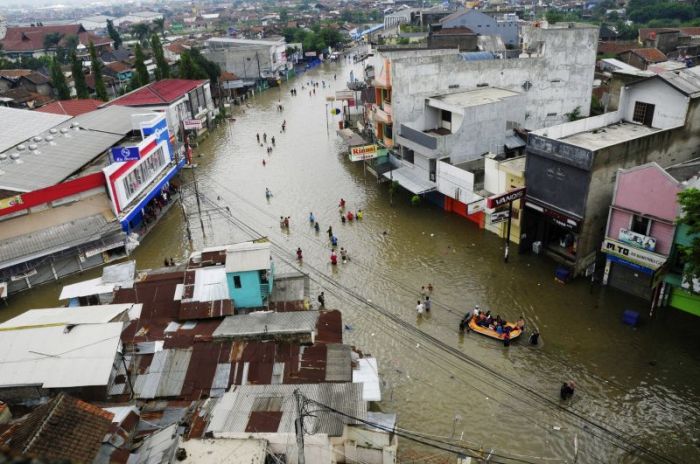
[
  {"left": 388, "top": 25, "right": 598, "bottom": 140},
  {"left": 621, "top": 78, "right": 689, "bottom": 129},
  {"left": 437, "top": 160, "right": 474, "bottom": 201}
]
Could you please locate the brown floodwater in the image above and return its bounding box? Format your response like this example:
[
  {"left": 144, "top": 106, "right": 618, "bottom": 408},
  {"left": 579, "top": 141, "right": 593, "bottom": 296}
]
[{"left": 4, "top": 59, "right": 700, "bottom": 464}]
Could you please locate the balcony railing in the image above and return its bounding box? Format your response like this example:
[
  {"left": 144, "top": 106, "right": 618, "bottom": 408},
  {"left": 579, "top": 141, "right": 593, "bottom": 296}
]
[
  {"left": 399, "top": 124, "right": 438, "bottom": 150},
  {"left": 374, "top": 107, "right": 392, "bottom": 124},
  {"left": 383, "top": 100, "right": 392, "bottom": 116}
]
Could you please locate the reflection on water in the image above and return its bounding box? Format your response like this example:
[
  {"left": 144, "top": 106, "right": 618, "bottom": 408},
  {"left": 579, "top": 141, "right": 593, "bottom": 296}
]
[{"left": 4, "top": 60, "right": 700, "bottom": 463}]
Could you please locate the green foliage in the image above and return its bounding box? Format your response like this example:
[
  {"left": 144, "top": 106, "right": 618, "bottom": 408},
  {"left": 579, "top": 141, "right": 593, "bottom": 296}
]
[
  {"left": 627, "top": 0, "right": 697, "bottom": 24},
  {"left": 279, "top": 8, "right": 289, "bottom": 23},
  {"left": 71, "top": 52, "right": 89, "bottom": 99},
  {"left": 89, "top": 42, "right": 108, "bottom": 101},
  {"left": 282, "top": 27, "right": 346, "bottom": 54},
  {"left": 411, "top": 194, "right": 421, "bottom": 206},
  {"left": 43, "top": 32, "right": 62, "bottom": 50},
  {"left": 566, "top": 106, "right": 582, "bottom": 121},
  {"left": 397, "top": 37, "right": 410, "bottom": 45},
  {"left": 107, "top": 19, "right": 122, "bottom": 49},
  {"left": 153, "top": 18, "right": 166, "bottom": 37},
  {"left": 189, "top": 48, "right": 221, "bottom": 84},
  {"left": 50, "top": 58, "right": 70, "bottom": 100},
  {"left": 150, "top": 34, "right": 170, "bottom": 80},
  {"left": 131, "top": 23, "right": 151, "bottom": 45},
  {"left": 178, "top": 50, "right": 206, "bottom": 81},
  {"left": 340, "top": 9, "right": 382, "bottom": 23},
  {"left": 590, "top": 96, "right": 604, "bottom": 115},
  {"left": 677, "top": 188, "right": 700, "bottom": 287},
  {"left": 134, "top": 43, "right": 150, "bottom": 87}
]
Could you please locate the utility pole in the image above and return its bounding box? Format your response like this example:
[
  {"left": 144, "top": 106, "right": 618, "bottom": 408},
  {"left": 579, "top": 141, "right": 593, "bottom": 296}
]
[
  {"left": 190, "top": 165, "right": 206, "bottom": 240},
  {"left": 294, "top": 389, "right": 306, "bottom": 464},
  {"left": 504, "top": 200, "right": 513, "bottom": 263}
]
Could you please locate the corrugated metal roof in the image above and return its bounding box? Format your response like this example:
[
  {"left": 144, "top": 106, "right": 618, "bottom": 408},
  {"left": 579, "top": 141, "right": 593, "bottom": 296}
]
[
  {"left": 325, "top": 344, "right": 352, "bottom": 382},
  {"left": 189, "top": 266, "right": 229, "bottom": 302},
  {"left": 224, "top": 242, "right": 271, "bottom": 273},
  {"left": 0, "top": 303, "right": 138, "bottom": 329},
  {"left": 213, "top": 311, "right": 319, "bottom": 339},
  {"left": 133, "top": 348, "right": 193, "bottom": 399},
  {"left": 207, "top": 383, "right": 366, "bottom": 437},
  {"left": 353, "top": 357, "right": 381, "bottom": 401},
  {"left": 0, "top": 322, "right": 122, "bottom": 389},
  {"left": 60, "top": 261, "right": 135, "bottom": 299},
  {"left": 660, "top": 67, "right": 700, "bottom": 98},
  {"left": 129, "top": 424, "right": 179, "bottom": 464},
  {"left": 71, "top": 106, "right": 158, "bottom": 136},
  {"left": 0, "top": 107, "right": 70, "bottom": 154},
  {"left": 0, "top": 128, "right": 123, "bottom": 192},
  {"left": 0, "top": 213, "right": 123, "bottom": 270}
]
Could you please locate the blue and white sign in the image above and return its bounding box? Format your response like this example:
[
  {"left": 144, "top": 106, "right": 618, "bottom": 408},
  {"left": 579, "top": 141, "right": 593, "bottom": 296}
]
[
  {"left": 111, "top": 146, "right": 140, "bottom": 162},
  {"left": 141, "top": 116, "right": 173, "bottom": 160}
]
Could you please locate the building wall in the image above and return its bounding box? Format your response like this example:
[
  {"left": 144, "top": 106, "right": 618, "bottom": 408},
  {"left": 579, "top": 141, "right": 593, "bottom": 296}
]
[
  {"left": 621, "top": 79, "right": 689, "bottom": 129},
  {"left": 441, "top": 10, "right": 519, "bottom": 46},
  {"left": 613, "top": 164, "right": 680, "bottom": 221},
  {"left": 578, "top": 104, "right": 700, "bottom": 272},
  {"left": 428, "top": 34, "right": 478, "bottom": 51},
  {"left": 227, "top": 270, "right": 263, "bottom": 308},
  {"left": 388, "top": 25, "right": 598, "bottom": 139}
]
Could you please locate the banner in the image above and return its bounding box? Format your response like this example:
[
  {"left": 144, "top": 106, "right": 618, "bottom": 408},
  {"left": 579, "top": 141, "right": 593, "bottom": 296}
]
[
  {"left": 490, "top": 209, "right": 510, "bottom": 224},
  {"left": 183, "top": 119, "right": 203, "bottom": 130},
  {"left": 619, "top": 228, "right": 656, "bottom": 252},
  {"left": 487, "top": 187, "right": 526, "bottom": 209},
  {"left": 601, "top": 238, "right": 666, "bottom": 270},
  {"left": 350, "top": 144, "right": 379, "bottom": 161}
]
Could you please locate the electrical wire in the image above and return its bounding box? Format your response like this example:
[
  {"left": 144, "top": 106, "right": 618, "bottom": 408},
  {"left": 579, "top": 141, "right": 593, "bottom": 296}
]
[{"left": 190, "top": 189, "right": 682, "bottom": 464}]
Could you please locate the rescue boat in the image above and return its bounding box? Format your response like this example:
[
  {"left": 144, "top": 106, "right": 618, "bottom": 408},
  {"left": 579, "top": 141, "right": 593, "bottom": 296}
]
[{"left": 468, "top": 317, "right": 522, "bottom": 341}]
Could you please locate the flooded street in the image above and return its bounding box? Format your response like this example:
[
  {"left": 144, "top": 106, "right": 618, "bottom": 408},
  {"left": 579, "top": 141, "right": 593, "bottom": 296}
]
[{"left": 5, "top": 60, "right": 700, "bottom": 463}]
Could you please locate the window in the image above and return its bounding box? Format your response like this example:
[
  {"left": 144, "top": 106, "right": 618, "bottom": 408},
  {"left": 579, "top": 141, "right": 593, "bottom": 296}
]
[
  {"left": 120, "top": 145, "right": 169, "bottom": 205},
  {"left": 233, "top": 275, "right": 242, "bottom": 288},
  {"left": 630, "top": 214, "right": 650, "bottom": 235},
  {"left": 632, "top": 101, "right": 655, "bottom": 126},
  {"left": 441, "top": 110, "right": 452, "bottom": 123}
]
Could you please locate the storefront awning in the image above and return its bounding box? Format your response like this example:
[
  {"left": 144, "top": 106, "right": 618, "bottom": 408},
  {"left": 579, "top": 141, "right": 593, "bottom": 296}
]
[
  {"left": 383, "top": 166, "right": 437, "bottom": 194},
  {"left": 336, "top": 128, "right": 366, "bottom": 146}
]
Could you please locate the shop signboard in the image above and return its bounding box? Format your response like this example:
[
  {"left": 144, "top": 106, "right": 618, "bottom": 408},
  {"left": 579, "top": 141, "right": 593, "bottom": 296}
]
[
  {"left": 490, "top": 209, "right": 510, "bottom": 224},
  {"left": 350, "top": 144, "right": 379, "bottom": 161},
  {"left": 486, "top": 187, "right": 526, "bottom": 209},
  {"left": 601, "top": 238, "right": 666, "bottom": 271},
  {"left": 183, "top": 119, "right": 203, "bottom": 130},
  {"left": 619, "top": 228, "right": 657, "bottom": 252},
  {"left": 111, "top": 146, "right": 140, "bottom": 162},
  {"left": 467, "top": 199, "right": 485, "bottom": 215},
  {"left": 0, "top": 194, "right": 22, "bottom": 210}
]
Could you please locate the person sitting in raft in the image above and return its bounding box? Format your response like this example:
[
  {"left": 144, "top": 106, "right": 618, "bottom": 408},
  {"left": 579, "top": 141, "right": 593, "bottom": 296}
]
[{"left": 516, "top": 317, "right": 526, "bottom": 331}]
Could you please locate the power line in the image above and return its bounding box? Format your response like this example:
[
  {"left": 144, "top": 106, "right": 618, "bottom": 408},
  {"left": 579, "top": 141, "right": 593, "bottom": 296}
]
[{"left": 193, "top": 190, "right": 682, "bottom": 464}]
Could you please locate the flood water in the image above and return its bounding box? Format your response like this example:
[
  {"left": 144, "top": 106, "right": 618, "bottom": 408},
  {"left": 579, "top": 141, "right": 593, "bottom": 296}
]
[{"left": 5, "top": 59, "right": 700, "bottom": 463}]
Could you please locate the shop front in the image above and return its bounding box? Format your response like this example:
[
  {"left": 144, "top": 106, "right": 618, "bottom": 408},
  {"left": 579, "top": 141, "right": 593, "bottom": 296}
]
[
  {"left": 601, "top": 237, "right": 667, "bottom": 301},
  {"left": 523, "top": 199, "right": 582, "bottom": 265}
]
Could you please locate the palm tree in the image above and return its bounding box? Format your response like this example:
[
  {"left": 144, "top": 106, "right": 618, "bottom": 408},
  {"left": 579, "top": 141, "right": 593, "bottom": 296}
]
[
  {"left": 153, "top": 18, "right": 166, "bottom": 37},
  {"left": 131, "top": 23, "right": 151, "bottom": 46}
]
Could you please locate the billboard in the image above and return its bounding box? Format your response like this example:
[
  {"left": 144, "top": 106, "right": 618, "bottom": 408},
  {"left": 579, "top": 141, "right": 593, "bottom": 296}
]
[
  {"left": 619, "top": 228, "right": 657, "bottom": 252},
  {"left": 601, "top": 238, "right": 666, "bottom": 270},
  {"left": 486, "top": 187, "right": 526, "bottom": 209},
  {"left": 350, "top": 144, "right": 379, "bottom": 161}
]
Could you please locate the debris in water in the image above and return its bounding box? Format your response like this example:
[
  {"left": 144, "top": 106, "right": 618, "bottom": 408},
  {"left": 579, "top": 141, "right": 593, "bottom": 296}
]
[{"left": 552, "top": 426, "right": 561, "bottom": 431}]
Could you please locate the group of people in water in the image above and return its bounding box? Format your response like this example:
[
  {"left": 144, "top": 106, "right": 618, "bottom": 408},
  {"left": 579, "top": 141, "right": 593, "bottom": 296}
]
[{"left": 457, "top": 306, "right": 529, "bottom": 347}]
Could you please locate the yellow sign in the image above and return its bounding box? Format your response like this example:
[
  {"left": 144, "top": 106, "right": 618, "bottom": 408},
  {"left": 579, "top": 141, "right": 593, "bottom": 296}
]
[
  {"left": 0, "top": 195, "right": 22, "bottom": 210},
  {"left": 350, "top": 144, "right": 379, "bottom": 161}
]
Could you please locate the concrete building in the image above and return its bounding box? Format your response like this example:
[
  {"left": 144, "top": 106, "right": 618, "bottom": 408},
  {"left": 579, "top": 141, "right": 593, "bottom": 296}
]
[
  {"left": 438, "top": 9, "right": 520, "bottom": 47},
  {"left": 108, "top": 79, "right": 216, "bottom": 144},
  {"left": 0, "top": 106, "right": 182, "bottom": 296},
  {"left": 204, "top": 37, "right": 290, "bottom": 80},
  {"left": 522, "top": 67, "right": 700, "bottom": 276},
  {"left": 365, "top": 23, "right": 597, "bottom": 224},
  {"left": 601, "top": 163, "right": 682, "bottom": 303}
]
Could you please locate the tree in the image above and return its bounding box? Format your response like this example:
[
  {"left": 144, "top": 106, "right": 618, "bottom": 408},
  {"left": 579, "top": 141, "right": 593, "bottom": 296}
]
[
  {"left": 153, "top": 18, "right": 166, "bottom": 37},
  {"left": 279, "top": 8, "right": 289, "bottom": 23},
  {"left": 678, "top": 188, "right": 700, "bottom": 288},
  {"left": 186, "top": 48, "right": 220, "bottom": 83},
  {"left": 50, "top": 58, "right": 70, "bottom": 99},
  {"left": 43, "top": 32, "right": 62, "bottom": 51},
  {"left": 107, "top": 19, "right": 122, "bottom": 49},
  {"left": 178, "top": 51, "right": 204, "bottom": 80},
  {"left": 150, "top": 34, "right": 169, "bottom": 80},
  {"left": 134, "top": 43, "right": 150, "bottom": 87},
  {"left": 131, "top": 23, "right": 151, "bottom": 46},
  {"left": 89, "top": 42, "right": 108, "bottom": 101},
  {"left": 71, "top": 51, "right": 89, "bottom": 98}
]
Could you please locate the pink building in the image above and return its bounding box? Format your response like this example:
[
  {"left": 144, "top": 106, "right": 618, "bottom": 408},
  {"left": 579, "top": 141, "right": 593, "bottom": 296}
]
[{"left": 602, "top": 163, "right": 680, "bottom": 302}]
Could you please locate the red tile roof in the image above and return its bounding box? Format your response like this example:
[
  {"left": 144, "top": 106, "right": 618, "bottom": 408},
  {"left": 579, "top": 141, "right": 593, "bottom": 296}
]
[
  {"left": 597, "top": 40, "right": 636, "bottom": 55},
  {"left": 0, "top": 25, "right": 112, "bottom": 53},
  {"left": 36, "top": 98, "right": 104, "bottom": 116},
  {"left": 105, "top": 61, "right": 132, "bottom": 73},
  {"left": 638, "top": 28, "right": 678, "bottom": 42},
  {"left": 0, "top": 69, "right": 32, "bottom": 79},
  {"left": 628, "top": 48, "right": 668, "bottom": 63},
  {"left": 108, "top": 79, "right": 208, "bottom": 106},
  {"left": 0, "top": 393, "right": 113, "bottom": 463},
  {"left": 679, "top": 27, "right": 700, "bottom": 37}
]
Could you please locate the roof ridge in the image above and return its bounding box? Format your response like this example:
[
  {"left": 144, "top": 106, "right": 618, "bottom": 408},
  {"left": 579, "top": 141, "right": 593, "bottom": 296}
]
[{"left": 22, "top": 393, "right": 65, "bottom": 454}]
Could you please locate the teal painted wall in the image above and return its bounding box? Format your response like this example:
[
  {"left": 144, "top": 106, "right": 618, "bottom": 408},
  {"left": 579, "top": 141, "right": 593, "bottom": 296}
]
[{"left": 227, "top": 270, "right": 263, "bottom": 308}]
